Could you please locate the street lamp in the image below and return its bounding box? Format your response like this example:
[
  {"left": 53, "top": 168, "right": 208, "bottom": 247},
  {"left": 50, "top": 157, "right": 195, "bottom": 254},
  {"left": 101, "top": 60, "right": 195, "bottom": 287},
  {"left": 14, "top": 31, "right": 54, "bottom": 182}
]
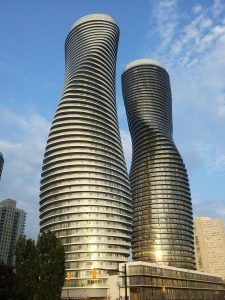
[
  {"left": 124, "top": 264, "right": 128, "bottom": 300},
  {"left": 91, "top": 265, "right": 129, "bottom": 299},
  {"left": 107, "top": 264, "right": 128, "bottom": 300}
]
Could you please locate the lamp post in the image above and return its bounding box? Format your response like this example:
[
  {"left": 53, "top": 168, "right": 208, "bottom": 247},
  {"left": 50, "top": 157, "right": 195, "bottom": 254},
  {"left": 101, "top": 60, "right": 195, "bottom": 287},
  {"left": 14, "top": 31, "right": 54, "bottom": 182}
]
[
  {"left": 109, "top": 264, "right": 128, "bottom": 300},
  {"left": 118, "top": 263, "right": 128, "bottom": 300},
  {"left": 124, "top": 264, "right": 128, "bottom": 300},
  {"left": 91, "top": 265, "right": 128, "bottom": 299}
]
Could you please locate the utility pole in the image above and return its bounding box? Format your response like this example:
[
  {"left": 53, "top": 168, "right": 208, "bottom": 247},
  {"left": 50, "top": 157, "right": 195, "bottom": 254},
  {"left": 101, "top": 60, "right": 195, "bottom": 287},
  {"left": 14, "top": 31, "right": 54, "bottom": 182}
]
[
  {"left": 124, "top": 263, "right": 128, "bottom": 300},
  {"left": 94, "top": 265, "right": 128, "bottom": 299}
]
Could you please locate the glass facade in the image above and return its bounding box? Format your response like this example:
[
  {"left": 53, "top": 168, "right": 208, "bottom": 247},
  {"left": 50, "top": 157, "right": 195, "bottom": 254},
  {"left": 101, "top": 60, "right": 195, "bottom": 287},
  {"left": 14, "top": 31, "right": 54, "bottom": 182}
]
[
  {"left": 122, "top": 59, "right": 196, "bottom": 269},
  {"left": 40, "top": 14, "right": 132, "bottom": 292},
  {"left": 123, "top": 262, "right": 225, "bottom": 300}
]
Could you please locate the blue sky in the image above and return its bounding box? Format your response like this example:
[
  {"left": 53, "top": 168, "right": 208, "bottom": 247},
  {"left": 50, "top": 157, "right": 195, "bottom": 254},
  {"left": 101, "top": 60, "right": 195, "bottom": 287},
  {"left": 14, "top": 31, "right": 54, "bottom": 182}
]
[{"left": 0, "top": 0, "right": 225, "bottom": 239}]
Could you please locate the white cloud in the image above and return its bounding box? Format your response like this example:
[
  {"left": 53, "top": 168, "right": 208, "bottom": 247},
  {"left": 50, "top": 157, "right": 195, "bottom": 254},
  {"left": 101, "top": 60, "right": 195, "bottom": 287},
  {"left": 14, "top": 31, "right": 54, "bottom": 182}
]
[
  {"left": 145, "top": 1, "right": 225, "bottom": 176},
  {"left": 212, "top": 0, "right": 224, "bottom": 18},
  {"left": 142, "top": 1, "right": 225, "bottom": 225},
  {"left": 151, "top": 0, "right": 178, "bottom": 50},
  {"left": 146, "top": 0, "right": 225, "bottom": 69},
  {"left": 192, "top": 4, "right": 202, "bottom": 14},
  {"left": 215, "top": 155, "right": 225, "bottom": 171},
  {"left": 0, "top": 107, "right": 50, "bottom": 239}
]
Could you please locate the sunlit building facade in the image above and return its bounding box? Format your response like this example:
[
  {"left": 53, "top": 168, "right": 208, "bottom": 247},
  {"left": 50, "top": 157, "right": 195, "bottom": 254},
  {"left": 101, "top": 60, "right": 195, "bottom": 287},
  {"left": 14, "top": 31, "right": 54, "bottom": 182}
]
[
  {"left": 122, "top": 59, "right": 195, "bottom": 270},
  {"left": 107, "top": 261, "right": 225, "bottom": 300},
  {"left": 194, "top": 217, "right": 225, "bottom": 280},
  {"left": 40, "top": 14, "right": 132, "bottom": 298}
]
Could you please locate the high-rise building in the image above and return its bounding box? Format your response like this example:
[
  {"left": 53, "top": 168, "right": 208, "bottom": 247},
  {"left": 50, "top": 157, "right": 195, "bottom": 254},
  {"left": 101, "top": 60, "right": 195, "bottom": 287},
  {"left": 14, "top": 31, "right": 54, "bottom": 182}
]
[
  {"left": 194, "top": 217, "right": 225, "bottom": 279},
  {"left": 0, "top": 199, "right": 26, "bottom": 265},
  {"left": 122, "top": 59, "right": 195, "bottom": 270},
  {"left": 40, "top": 14, "right": 132, "bottom": 298},
  {"left": 0, "top": 152, "right": 4, "bottom": 180}
]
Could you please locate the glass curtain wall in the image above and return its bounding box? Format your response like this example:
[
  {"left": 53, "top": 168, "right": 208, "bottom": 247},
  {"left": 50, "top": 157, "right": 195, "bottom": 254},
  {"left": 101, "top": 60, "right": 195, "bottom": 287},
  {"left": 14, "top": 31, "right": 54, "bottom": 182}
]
[{"left": 122, "top": 59, "right": 195, "bottom": 270}]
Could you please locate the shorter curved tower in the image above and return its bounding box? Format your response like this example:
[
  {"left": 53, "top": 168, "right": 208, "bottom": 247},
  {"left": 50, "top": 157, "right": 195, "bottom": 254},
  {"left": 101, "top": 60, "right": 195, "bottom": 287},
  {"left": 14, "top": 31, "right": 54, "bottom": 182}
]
[
  {"left": 122, "top": 59, "right": 196, "bottom": 269},
  {"left": 0, "top": 152, "right": 4, "bottom": 180}
]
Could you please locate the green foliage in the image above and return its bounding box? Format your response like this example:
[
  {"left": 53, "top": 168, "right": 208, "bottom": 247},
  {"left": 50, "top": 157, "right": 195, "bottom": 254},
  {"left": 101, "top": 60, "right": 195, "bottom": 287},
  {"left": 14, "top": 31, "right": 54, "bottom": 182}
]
[
  {"left": 14, "top": 231, "right": 65, "bottom": 300},
  {"left": 15, "top": 235, "right": 38, "bottom": 300},
  {"left": 36, "top": 231, "right": 65, "bottom": 300},
  {"left": 0, "top": 260, "right": 16, "bottom": 300}
]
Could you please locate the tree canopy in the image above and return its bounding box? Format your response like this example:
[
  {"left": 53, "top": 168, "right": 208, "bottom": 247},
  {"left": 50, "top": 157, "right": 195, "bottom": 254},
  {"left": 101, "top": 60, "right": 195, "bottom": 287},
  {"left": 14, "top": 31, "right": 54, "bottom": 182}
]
[
  {"left": 13, "top": 231, "right": 65, "bottom": 300},
  {"left": 15, "top": 236, "right": 38, "bottom": 300},
  {"left": 37, "top": 231, "right": 65, "bottom": 300},
  {"left": 0, "top": 260, "right": 15, "bottom": 300}
]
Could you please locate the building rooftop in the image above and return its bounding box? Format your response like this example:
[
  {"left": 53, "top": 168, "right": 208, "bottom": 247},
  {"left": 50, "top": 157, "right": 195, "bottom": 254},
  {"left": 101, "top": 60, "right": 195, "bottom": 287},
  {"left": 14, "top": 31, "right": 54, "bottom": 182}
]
[
  {"left": 70, "top": 13, "right": 116, "bottom": 32},
  {"left": 123, "top": 58, "right": 166, "bottom": 72},
  {"left": 119, "top": 261, "right": 222, "bottom": 278},
  {"left": 0, "top": 199, "right": 16, "bottom": 208}
]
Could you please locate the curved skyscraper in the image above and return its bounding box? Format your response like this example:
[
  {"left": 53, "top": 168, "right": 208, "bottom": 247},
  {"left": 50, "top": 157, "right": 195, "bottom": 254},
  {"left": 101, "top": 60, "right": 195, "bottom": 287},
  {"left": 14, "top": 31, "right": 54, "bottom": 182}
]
[
  {"left": 40, "top": 14, "right": 132, "bottom": 298},
  {"left": 122, "top": 59, "right": 195, "bottom": 270}
]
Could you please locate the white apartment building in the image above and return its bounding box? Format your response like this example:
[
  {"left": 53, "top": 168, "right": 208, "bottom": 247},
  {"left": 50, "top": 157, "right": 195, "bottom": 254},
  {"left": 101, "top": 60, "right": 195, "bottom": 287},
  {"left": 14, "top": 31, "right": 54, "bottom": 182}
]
[{"left": 194, "top": 217, "right": 225, "bottom": 280}]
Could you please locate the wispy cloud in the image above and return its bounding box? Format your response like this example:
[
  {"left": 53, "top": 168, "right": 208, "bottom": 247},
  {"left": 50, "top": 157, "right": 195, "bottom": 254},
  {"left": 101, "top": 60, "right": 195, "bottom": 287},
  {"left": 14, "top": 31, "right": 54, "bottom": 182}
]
[
  {"left": 144, "top": 0, "right": 225, "bottom": 174},
  {"left": 151, "top": 0, "right": 178, "bottom": 51},
  {"left": 0, "top": 107, "right": 50, "bottom": 239},
  {"left": 212, "top": 0, "right": 224, "bottom": 18},
  {"left": 142, "top": 0, "right": 225, "bottom": 223},
  {"left": 147, "top": 0, "right": 225, "bottom": 68}
]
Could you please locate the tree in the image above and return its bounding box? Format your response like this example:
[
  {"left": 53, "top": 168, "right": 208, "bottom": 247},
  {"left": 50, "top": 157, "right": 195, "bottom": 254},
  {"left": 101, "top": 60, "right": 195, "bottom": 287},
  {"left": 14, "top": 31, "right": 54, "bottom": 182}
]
[
  {"left": 36, "top": 231, "right": 65, "bottom": 300},
  {"left": 15, "top": 235, "right": 39, "bottom": 300},
  {"left": 14, "top": 232, "right": 65, "bottom": 300},
  {"left": 0, "top": 260, "right": 16, "bottom": 299}
]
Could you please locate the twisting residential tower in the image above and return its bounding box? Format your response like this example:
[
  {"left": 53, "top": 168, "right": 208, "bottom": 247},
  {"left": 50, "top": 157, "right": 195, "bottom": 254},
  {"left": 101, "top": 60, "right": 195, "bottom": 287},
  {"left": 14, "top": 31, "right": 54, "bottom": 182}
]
[
  {"left": 40, "top": 14, "right": 132, "bottom": 298},
  {"left": 122, "top": 59, "right": 196, "bottom": 270}
]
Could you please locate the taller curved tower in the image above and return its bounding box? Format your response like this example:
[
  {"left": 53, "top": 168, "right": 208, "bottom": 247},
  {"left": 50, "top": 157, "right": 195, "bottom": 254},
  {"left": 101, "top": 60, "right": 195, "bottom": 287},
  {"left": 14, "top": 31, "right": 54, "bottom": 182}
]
[
  {"left": 122, "top": 59, "right": 195, "bottom": 270},
  {"left": 40, "top": 14, "right": 132, "bottom": 298}
]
